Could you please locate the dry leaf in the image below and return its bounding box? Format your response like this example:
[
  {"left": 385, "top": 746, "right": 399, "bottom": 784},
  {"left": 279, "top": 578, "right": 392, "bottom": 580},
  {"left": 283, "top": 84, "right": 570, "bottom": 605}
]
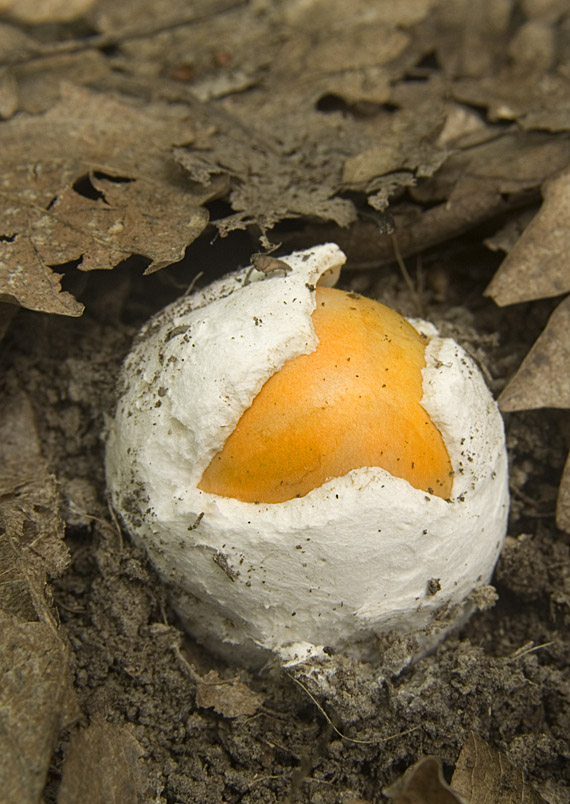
[
  {"left": 0, "top": 21, "right": 38, "bottom": 60},
  {"left": 499, "top": 295, "right": 570, "bottom": 412},
  {"left": 79, "top": 0, "right": 560, "bottom": 257},
  {"left": 13, "top": 51, "right": 111, "bottom": 117},
  {"left": 483, "top": 134, "right": 570, "bottom": 538},
  {"left": 196, "top": 670, "right": 265, "bottom": 718},
  {"left": 486, "top": 164, "right": 570, "bottom": 533},
  {"left": 341, "top": 102, "right": 449, "bottom": 189},
  {"left": 175, "top": 123, "right": 358, "bottom": 240},
  {"left": 453, "top": 72, "right": 570, "bottom": 132},
  {"left": 383, "top": 756, "right": 469, "bottom": 804},
  {"left": 58, "top": 719, "right": 148, "bottom": 804},
  {"left": 556, "top": 454, "right": 570, "bottom": 533},
  {"left": 0, "top": 19, "right": 110, "bottom": 117},
  {"left": 486, "top": 168, "right": 570, "bottom": 306},
  {"left": 0, "top": 386, "right": 70, "bottom": 611},
  {"left": 484, "top": 208, "right": 537, "bottom": 256},
  {"left": 384, "top": 736, "right": 547, "bottom": 804},
  {"left": 161, "top": 1, "right": 447, "bottom": 240},
  {"left": 0, "top": 84, "right": 212, "bottom": 316},
  {"left": 0, "top": 387, "right": 76, "bottom": 804},
  {"left": 0, "top": 64, "right": 17, "bottom": 118},
  {"left": 0, "top": 0, "right": 96, "bottom": 24},
  {"left": 430, "top": 0, "right": 513, "bottom": 79},
  {"left": 88, "top": 0, "right": 241, "bottom": 35},
  {"left": 0, "top": 613, "right": 74, "bottom": 804},
  {"left": 452, "top": 732, "right": 547, "bottom": 804},
  {"left": 370, "top": 132, "right": 570, "bottom": 266},
  {"left": 497, "top": 291, "right": 570, "bottom": 532}
]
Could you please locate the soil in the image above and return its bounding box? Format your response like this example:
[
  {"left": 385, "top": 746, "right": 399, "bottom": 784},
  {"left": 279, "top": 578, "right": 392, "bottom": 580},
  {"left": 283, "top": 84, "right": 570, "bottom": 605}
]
[{"left": 4, "top": 226, "right": 570, "bottom": 803}]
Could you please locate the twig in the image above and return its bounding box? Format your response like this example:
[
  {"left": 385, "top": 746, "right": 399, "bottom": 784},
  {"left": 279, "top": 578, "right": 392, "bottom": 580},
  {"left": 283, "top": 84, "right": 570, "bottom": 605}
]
[
  {"left": 391, "top": 232, "right": 424, "bottom": 318},
  {"left": 509, "top": 641, "right": 555, "bottom": 661}
]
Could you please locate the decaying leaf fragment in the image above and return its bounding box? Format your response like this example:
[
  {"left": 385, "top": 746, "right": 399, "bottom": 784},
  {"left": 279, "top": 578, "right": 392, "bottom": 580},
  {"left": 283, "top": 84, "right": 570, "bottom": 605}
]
[
  {"left": 383, "top": 755, "right": 468, "bottom": 804},
  {"left": 384, "top": 734, "right": 547, "bottom": 804},
  {"left": 0, "top": 84, "right": 212, "bottom": 317},
  {"left": 451, "top": 732, "right": 547, "bottom": 804},
  {"left": 0, "top": 387, "right": 77, "bottom": 804},
  {"left": 196, "top": 670, "right": 265, "bottom": 719},
  {"left": 0, "top": 387, "right": 70, "bottom": 613},
  {"left": 58, "top": 719, "right": 148, "bottom": 804},
  {"left": 174, "top": 125, "right": 357, "bottom": 241},
  {"left": 1, "top": 613, "right": 74, "bottom": 804}
]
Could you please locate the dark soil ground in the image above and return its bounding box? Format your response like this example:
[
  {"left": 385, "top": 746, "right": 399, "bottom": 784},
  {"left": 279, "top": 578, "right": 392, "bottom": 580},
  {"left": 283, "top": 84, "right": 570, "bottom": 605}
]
[{"left": 4, "top": 225, "right": 570, "bottom": 803}]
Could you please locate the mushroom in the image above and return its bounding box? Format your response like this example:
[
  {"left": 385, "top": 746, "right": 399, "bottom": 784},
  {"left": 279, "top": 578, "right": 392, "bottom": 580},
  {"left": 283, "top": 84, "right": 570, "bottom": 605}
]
[{"left": 105, "top": 244, "right": 509, "bottom": 668}]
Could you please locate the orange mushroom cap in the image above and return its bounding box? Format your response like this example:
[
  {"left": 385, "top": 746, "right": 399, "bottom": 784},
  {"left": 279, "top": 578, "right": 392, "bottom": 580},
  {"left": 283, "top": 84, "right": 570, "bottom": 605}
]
[{"left": 199, "top": 286, "right": 453, "bottom": 503}]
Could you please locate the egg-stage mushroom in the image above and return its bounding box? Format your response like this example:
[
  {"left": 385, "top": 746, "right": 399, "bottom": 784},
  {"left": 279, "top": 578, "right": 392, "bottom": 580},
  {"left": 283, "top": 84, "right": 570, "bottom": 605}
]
[{"left": 105, "top": 244, "right": 508, "bottom": 668}]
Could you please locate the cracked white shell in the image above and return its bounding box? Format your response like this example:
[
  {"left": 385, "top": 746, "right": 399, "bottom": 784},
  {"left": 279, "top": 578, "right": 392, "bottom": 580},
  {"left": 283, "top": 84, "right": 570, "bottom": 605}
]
[{"left": 105, "top": 243, "right": 509, "bottom": 667}]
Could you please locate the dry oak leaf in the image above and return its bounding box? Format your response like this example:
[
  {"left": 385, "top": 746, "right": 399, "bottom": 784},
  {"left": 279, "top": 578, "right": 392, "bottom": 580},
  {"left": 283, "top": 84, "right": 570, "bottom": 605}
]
[
  {"left": 451, "top": 732, "right": 547, "bottom": 804},
  {"left": 486, "top": 168, "right": 570, "bottom": 306},
  {"left": 0, "top": 83, "right": 211, "bottom": 316},
  {"left": 499, "top": 295, "right": 570, "bottom": 413},
  {"left": 341, "top": 100, "right": 450, "bottom": 190},
  {"left": 175, "top": 123, "right": 356, "bottom": 241},
  {"left": 453, "top": 72, "right": 570, "bottom": 133},
  {"left": 487, "top": 168, "right": 570, "bottom": 531},
  {"left": 168, "top": 0, "right": 438, "bottom": 239},
  {"left": 497, "top": 295, "right": 570, "bottom": 533},
  {"left": 371, "top": 131, "right": 570, "bottom": 266}
]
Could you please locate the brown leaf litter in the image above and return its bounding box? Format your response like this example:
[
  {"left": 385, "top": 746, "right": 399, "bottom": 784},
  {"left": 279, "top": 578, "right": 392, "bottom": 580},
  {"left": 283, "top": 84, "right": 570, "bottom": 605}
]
[
  {"left": 384, "top": 732, "right": 547, "bottom": 804},
  {"left": 1, "top": 0, "right": 570, "bottom": 802},
  {"left": 57, "top": 718, "right": 148, "bottom": 804},
  {"left": 486, "top": 167, "right": 570, "bottom": 532},
  {"left": 0, "top": 384, "right": 77, "bottom": 804},
  {"left": 0, "top": 84, "right": 213, "bottom": 315}
]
